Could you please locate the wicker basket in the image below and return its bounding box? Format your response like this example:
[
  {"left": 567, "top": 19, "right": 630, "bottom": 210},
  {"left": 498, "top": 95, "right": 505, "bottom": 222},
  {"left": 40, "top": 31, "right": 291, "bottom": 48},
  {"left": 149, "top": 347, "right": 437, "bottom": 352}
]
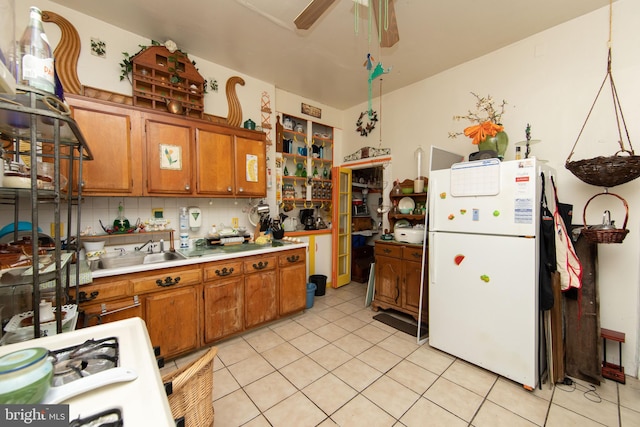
[
  {"left": 162, "top": 347, "right": 217, "bottom": 427},
  {"left": 565, "top": 152, "right": 640, "bottom": 188},
  {"left": 581, "top": 192, "right": 629, "bottom": 244}
]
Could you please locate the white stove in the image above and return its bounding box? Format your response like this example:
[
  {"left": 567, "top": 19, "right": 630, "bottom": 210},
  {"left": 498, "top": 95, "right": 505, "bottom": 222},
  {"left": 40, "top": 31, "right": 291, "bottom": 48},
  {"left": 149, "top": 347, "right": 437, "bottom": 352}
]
[{"left": 0, "top": 318, "right": 174, "bottom": 425}]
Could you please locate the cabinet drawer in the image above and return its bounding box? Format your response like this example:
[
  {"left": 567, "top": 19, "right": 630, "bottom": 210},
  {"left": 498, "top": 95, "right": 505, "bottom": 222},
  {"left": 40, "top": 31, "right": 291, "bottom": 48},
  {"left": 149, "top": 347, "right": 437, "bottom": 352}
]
[
  {"left": 375, "top": 243, "right": 402, "bottom": 258},
  {"left": 70, "top": 279, "right": 132, "bottom": 304},
  {"left": 278, "top": 249, "right": 306, "bottom": 267},
  {"left": 402, "top": 246, "right": 424, "bottom": 261},
  {"left": 203, "top": 260, "right": 244, "bottom": 281},
  {"left": 131, "top": 267, "right": 202, "bottom": 294},
  {"left": 244, "top": 255, "right": 276, "bottom": 273}
]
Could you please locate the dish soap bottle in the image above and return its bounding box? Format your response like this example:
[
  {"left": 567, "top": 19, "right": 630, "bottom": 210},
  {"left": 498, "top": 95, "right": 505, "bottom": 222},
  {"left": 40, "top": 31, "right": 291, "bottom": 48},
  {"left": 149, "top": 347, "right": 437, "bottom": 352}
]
[{"left": 113, "top": 202, "right": 130, "bottom": 232}]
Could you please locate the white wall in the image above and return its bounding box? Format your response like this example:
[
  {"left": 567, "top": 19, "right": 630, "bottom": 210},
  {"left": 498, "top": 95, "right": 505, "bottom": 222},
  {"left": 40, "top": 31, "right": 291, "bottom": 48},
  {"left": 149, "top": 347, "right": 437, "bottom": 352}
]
[{"left": 341, "top": 0, "right": 640, "bottom": 377}]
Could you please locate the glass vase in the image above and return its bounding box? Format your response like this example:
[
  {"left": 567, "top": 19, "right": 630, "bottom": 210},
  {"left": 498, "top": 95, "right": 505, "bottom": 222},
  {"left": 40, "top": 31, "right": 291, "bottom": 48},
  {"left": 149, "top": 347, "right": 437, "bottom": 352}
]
[{"left": 478, "top": 131, "right": 509, "bottom": 160}]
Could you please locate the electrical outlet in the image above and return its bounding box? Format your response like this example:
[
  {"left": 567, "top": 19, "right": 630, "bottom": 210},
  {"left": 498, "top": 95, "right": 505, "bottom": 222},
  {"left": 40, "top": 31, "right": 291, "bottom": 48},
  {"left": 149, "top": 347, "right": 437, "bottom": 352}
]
[
  {"left": 152, "top": 208, "right": 164, "bottom": 219},
  {"left": 231, "top": 217, "right": 239, "bottom": 228}
]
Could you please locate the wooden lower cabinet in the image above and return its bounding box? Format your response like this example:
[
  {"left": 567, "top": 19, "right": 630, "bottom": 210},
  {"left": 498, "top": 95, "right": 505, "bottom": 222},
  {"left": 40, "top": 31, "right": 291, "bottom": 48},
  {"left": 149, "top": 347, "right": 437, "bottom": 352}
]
[
  {"left": 75, "top": 247, "right": 306, "bottom": 358},
  {"left": 202, "top": 259, "right": 244, "bottom": 344},
  {"left": 373, "top": 241, "right": 427, "bottom": 321},
  {"left": 144, "top": 286, "right": 200, "bottom": 359},
  {"left": 70, "top": 278, "right": 142, "bottom": 327},
  {"left": 244, "top": 255, "right": 277, "bottom": 328},
  {"left": 278, "top": 248, "right": 307, "bottom": 316}
]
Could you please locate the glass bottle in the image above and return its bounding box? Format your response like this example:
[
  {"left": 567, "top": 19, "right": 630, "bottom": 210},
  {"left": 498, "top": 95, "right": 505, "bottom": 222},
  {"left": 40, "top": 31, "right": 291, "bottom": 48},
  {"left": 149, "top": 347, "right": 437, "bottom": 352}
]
[
  {"left": 322, "top": 166, "right": 328, "bottom": 179},
  {"left": 113, "top": 202, "right": 130, "bottom": 231},
  {"left": 19, "top": 6, "right": 54, "bottom": 93},
  {"left": 283, "top": 165, "right": 289, "bottom": 176},
  {"left": 313, "top": 165, "right": 319, "bottom": 178}
]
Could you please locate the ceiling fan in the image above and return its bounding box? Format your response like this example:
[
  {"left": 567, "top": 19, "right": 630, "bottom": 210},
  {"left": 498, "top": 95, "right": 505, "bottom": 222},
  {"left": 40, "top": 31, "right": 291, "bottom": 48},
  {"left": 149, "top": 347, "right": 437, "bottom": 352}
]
[{"left": 294, "top": 0, "right": 400, "bottom": 47}]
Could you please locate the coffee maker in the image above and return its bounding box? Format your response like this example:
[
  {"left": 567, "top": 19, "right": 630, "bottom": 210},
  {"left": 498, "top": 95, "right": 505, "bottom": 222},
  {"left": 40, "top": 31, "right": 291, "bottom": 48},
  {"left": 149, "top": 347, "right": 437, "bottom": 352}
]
[{"left": 299, "top": 209, "right": 315, "bottom": 230}]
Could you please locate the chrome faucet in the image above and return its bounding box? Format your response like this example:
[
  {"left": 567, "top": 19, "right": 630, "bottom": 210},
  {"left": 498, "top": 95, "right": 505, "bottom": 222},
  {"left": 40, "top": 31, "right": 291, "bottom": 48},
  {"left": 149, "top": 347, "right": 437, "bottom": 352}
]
[{"left": 135, "top": 240, "right": 155, "bottom": 253}]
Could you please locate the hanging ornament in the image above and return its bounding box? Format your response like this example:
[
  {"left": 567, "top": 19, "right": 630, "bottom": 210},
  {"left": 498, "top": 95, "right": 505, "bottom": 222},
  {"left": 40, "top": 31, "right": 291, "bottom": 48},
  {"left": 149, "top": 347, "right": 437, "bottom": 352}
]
[
  {"left": 356, "top": 110, "right": 378, "bottom": 137},
  {"left": 367, "top": 60, "right": 391, "bottom": 115},
  {"left": 363, "top": 53, "right": 375, "bottom": 71}
]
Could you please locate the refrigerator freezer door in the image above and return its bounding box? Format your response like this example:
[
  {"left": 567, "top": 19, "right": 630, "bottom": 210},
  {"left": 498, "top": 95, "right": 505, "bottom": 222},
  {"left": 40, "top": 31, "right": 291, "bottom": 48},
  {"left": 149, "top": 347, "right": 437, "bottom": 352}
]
[
  {"left": 428, "top": 231, "right": 539, "bottom": 388},
  {"left": 428, "top": 159, "right": 543, "bottom": 237}
]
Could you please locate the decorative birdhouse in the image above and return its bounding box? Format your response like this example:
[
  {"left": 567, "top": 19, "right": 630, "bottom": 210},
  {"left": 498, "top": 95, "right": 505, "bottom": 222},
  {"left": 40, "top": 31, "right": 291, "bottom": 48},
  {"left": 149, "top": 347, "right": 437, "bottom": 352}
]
[{"left": 131, "top": 45, "right": 205, "bottom": 119}]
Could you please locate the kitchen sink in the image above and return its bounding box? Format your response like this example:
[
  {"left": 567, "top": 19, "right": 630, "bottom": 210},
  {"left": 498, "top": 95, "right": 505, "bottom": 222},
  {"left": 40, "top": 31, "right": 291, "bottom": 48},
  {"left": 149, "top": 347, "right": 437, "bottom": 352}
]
[
  {"left": 96, "top": 251, "right": 185, "bottom": 269},
  {"left": 143, "top": 251, "right": 186, "bottom": 264}
]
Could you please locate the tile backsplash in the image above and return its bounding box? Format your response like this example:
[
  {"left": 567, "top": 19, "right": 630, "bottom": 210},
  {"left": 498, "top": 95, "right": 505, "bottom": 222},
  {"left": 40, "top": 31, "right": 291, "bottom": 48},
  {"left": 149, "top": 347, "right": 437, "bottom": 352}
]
[{"left": 0, "top": 195, "right": 265, "bottom": 243}]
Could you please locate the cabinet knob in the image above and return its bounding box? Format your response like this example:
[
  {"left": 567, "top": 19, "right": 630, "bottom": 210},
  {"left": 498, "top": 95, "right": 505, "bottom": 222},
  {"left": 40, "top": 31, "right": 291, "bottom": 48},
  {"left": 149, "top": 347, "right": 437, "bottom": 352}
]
[
  {"left": 184, "top": 184, "right": 190, "bottom": 191},
  {"left": 227, "top": 186, "right": 232, "bottom": 192},
  {"left": 238, "top": 187, "right": 244, "bottom": 193},
  {"left": 80, "top": 181, "right": 85, "bottom": 187},
  {"left": 286, "top": 255, "right": 299, "bottom": 263}
]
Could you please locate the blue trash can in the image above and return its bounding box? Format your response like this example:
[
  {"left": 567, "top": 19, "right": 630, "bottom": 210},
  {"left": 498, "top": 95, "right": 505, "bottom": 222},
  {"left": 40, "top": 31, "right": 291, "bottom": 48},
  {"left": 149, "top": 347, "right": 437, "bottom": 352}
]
[{"left": 306, "top": 282, "right": 317, "bottom": 309}]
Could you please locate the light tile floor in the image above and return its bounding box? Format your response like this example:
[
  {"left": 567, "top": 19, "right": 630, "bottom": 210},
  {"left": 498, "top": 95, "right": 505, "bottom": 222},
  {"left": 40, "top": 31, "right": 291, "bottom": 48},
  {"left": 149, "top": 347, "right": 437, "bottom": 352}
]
[{"left": 161, "top": 281, "right": 640, "bottom": 426}]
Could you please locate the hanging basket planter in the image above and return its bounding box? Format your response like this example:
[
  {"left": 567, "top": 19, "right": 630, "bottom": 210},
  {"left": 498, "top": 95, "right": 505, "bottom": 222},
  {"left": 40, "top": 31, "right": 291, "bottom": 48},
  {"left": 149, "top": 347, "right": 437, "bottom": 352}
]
[
  {"left": 565, "top": 48, "right": 640, "bottom": 188},
  {"left": 581, "top": 192, "right": 629, "bottom": 244},
  {"left": 566, "top": 151, "right": 640, "bottom": 188}
]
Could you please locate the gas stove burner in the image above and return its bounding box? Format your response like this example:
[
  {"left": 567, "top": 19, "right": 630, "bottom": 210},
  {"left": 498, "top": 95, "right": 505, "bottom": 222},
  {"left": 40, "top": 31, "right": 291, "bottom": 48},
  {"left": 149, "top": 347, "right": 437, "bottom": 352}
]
[
  {"left": 70, "top": 408, "right": 123, "bottom": 427},
  {"left": 50, "top": 337, "right": 119, "bottom": 386}
]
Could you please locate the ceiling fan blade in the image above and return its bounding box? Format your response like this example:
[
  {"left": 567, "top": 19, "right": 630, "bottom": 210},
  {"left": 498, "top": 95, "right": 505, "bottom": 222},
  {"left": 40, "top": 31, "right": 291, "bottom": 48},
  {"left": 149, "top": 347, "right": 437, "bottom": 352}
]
[
  {"left": 372, "top": 0, "right": 399, "bottom": 48},
  {"left": 294, "top": 0, "right": 336, "bottom": 30}
]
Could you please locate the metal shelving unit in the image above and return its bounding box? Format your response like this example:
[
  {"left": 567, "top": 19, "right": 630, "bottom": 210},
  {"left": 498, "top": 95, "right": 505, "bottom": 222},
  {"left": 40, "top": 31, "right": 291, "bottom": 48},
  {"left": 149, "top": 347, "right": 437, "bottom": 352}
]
[{"left": 0, "top": 85, "right": 92, "bottom": 340}]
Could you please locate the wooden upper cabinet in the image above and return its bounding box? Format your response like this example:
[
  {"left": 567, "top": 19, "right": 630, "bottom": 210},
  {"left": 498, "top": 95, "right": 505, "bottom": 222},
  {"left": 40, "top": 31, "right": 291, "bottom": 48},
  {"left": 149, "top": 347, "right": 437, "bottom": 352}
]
[
  {"left": 195, "top": 127, "right": 234, "bottom": 195},
  {"left": 66, "top": 95, "right": 142, "bottom": 196},
  {"left": 64, "top": 94, "right": 266, "bottom": 198},
  {"left": 196, "top": 126, "right": 266, "bottom": 197},
  {"left": 144, "top": 117, "right": 193, "bottom": 195},
  {"left": 235, "top": 135, "right": 266, "bottom": 197}
]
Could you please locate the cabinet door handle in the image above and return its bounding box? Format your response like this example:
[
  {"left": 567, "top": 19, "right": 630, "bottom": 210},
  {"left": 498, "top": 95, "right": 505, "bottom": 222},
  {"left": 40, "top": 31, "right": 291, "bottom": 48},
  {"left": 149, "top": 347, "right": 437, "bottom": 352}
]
[
  {"left": 238, "top": 187, "right": 244, "bottom": 193},
  {"left": 84, "top": 296, "right": 140, "bottom": 327},
  {"left": 383, "top": 248, "right": 391, "bottom": 254},
  {"left": 215, "top": 267, "right": 234, "bottom": 276},
  {"left": 286, "top": 255, "right": 299, "bottom": 263},
  {"left": 156, "top": 276, "right": 181, "bottom": 287},
  {"left": 184, "top": 184, "right": 190, "bottom": 191},
  {"left": 252, "top": 261, "right": 268, "bottom": 270},
  {"left": 77, "top": 290, "right": 99, "bottom": 303},
  {"left": 412, "top": 252, "right": 421, "bottom": 259},
  {"left": 227, "top": 186, "right": 233, "bottom": 192}
]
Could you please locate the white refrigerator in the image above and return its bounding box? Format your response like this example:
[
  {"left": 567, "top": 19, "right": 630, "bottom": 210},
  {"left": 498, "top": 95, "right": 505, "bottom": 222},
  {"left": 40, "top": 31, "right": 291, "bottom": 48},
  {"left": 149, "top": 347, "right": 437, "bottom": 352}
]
[{"left": 427, "top": 158, "right": 554, "bottom": 389}]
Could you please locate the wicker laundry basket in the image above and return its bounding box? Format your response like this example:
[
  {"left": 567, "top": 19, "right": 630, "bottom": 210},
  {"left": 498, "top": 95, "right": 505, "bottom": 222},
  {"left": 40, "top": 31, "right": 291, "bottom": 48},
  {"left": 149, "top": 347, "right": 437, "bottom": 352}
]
[{"left": 162, "top": 347, "right": 217, "bottom": 426}]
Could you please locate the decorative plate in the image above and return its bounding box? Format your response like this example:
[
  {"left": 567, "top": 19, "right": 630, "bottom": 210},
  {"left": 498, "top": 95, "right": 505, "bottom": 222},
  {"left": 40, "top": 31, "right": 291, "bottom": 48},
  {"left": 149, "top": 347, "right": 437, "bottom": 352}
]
[{"left": 398, "top": 197, "right": 415, "bottom": 212}]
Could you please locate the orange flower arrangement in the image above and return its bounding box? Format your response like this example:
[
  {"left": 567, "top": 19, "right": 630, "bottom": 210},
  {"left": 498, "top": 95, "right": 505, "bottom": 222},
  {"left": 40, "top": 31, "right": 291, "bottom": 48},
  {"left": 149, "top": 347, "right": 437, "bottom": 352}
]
[{"left": 449, "top": 92, "right": 508, "bottom": 145}]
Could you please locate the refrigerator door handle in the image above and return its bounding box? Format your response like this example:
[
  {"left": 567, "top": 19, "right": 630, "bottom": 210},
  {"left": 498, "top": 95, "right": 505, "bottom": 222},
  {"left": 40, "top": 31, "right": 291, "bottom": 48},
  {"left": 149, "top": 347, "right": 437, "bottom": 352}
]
[{"left": 429, "top": 233, "right": 436, "bottom": 285}]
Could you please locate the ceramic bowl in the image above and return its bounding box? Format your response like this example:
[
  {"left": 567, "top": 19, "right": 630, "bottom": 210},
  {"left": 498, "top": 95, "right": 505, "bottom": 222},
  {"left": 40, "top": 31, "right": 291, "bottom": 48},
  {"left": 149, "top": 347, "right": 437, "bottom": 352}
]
[
  {"left": 0, "top": 347, "right": 53, "bottom": 404},
  {"left": 83, "top": 240, "right": 106, "bottom": 252}
]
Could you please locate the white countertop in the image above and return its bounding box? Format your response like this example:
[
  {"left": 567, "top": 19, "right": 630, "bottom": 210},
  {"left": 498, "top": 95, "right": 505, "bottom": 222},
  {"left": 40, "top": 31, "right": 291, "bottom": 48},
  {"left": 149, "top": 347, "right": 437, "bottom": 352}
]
[
  {"left": 91, "top": 241, "right": 308, "bottom": 279},
  {"left": 0, "top": 318, "right": 175, "bottom": 426}
]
